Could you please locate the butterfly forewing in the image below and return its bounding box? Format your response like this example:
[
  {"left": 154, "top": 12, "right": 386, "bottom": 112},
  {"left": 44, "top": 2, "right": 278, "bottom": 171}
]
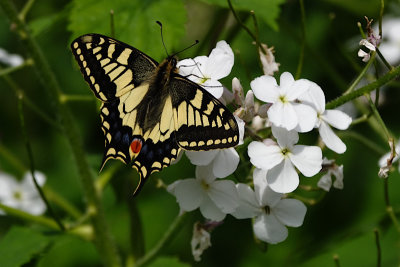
[
  {"left": 71, "top": 33, "right": 239, "bottom": 194},
  {"left": 71, "top": 34, "right": 158, "bottom": 101}
]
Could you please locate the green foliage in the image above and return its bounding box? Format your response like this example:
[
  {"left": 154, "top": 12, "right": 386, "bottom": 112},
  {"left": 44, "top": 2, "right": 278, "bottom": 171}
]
[
  {"left": 68, "top": 0, "right": 187, "bottom": 61},
  {"left": 199, "top": 0, "right": 285, "bottom": 30},
  {"left": 1, "top": 0, "right": 400, "bottom": 266},
  {"left": 0, "top": 227, "right": 51, "bottom": 267}
]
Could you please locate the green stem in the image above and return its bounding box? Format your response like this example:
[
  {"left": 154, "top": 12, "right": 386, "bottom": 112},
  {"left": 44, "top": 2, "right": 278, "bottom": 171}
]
[
  {"left": 59, "top": 94, "right": 93, "bottom": 103},
  {"left": 227, "top": 0, "right": 257, "bottom": 42},
  {"left": 0, "top": 59, "right": 31, "bottom": 76},
  {"left": 18, "top": 0, "right": 35, "bottom": 22},
  {"left": 0, "top": 203, "right": 60, "bottom": 230},
  {"left": 43, "top": 186, "right": 82, "bottom": 220},
  {"left": 2, "top": 70, "right": 62, "bottom": 131},
  {"left": 374, "top": 229, "right": 381, "bottom": 267},
  {"left": 0, "top": 143, "right": 26, "bottom": 175},
  {"left": 18, "top": 97, "right": 65, "bottom": 231},
  {"left": 326, "top": 64, "right": 400, "bottom": 109},
  {"left": 344, "top": 52, "right": 376, "bottom": 94},
  {"left": 365, "top": 94, "right": 391, "bottom": 141},
  {"left": 295, "top": 0, "right": 306, "bottom": 79},
  {"left": 110, "top": 9, "right": 115, "bottom": 38},
  {"left": 0, "top": 1, "right": 121, "bottom": 266},
  {"left": 136, "top": 212, "right": 191, "bottom": 267}
]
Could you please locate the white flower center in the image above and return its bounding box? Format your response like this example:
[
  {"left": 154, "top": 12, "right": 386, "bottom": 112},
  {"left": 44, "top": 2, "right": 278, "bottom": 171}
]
[
  {"left": 280, "top": 147, "right": 291, "bottom": 158},
  {"left": 278, "top": 94, "right": 288, "bottom": 104},
  {"left": 201, "top": 180, "right": 210, "bottom": 191},
  {"left": 13, "top": 190, "right": 23, "bottom": 201},
  {"left": 263, "top": 205, "right": 271, "bottom": 215}
]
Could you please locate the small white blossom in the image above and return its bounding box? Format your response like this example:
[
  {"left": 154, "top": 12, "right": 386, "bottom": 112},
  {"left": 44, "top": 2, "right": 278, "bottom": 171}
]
[
  {"left": 251, "top": 72, "right": 317, "bottom": 132},
  {"left": 231, "top": 169, "right": 307, "bottom": 244},
  {"left": 258, "top": 43, "right": 279, "bottom": 76},
  {"left": 358, "top": 39, "right": 376, "bottom": 62},
  {"left": 0, "top": 48, "right": 24, "bottom": 67},
  {"left": 167, "top": 166, "right": 238, "bottom": 221},
  {"left": 248, "top": 126, "right": 322, "bottom": 193},
  {"left": 298, "top": 82, "right": 352, "bottom": 154},
  {"left": 190, "top": 221, "right": 221, "bottom": 261},
  {"left": 317, "top": 158, "right": 344, "bottom": 191},
  {"left": 378, "top": 140, "right": 400, "bottom": 178},
  {"left": 191, "top": 222, "right": 212, "bottom": 262},
  {"left": 178, "top": 40, "right": 234, "bottom": 99},
  {"left": 0, "top": 171, "right": 46, "bottom": 215}
]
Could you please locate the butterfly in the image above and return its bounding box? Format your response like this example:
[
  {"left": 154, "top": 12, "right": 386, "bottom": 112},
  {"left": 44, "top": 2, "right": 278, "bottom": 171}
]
[{"left": 70, "top": 33, "right": 239, "bottom": 194}]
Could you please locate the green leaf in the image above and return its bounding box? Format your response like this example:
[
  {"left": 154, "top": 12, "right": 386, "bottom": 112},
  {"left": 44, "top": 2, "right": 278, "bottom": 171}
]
[
  {"left": 148, "top": 256, "right": 191, "bottom": 267},
  {"left": 198, "top": 0, "right": 285, "bottom": 30},
  {"left": 29, "top": 9, "right": 69, "bottom": 37},
  {"left": 0, "top": 226, "right": 50, "bottom": 267},
  {"left": 68, "top": 0, "right": 187, "bottom": 62}
]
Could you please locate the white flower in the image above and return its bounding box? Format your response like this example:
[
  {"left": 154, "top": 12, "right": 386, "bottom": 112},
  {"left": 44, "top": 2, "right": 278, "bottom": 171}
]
[
  {"left": 177, "top": 40, "right": 234, "bottom": 99},
  {"left": 317, "top": 158, "right": 344, "bottom": 191},
  {"left": 251, "top": 72, "right": 317, "bottom": 132},
  {"left": 0, "top": 171, "right": 46, "bottom": 215},
  {"left": 258, "top": 43, "right": 279, "bottom": 76},
  {"left": 0, "top": 48, "right": 24, "bottom": 67},
  {"left": 378, "top": 140, "right": 400, "bottom": 178},
  {"left": 186, "top": 148, "right": 240, "bottom": 178},
  {"left": 185, "top": 116, "right": 244, "bottom": 177},
  {"left": 248, "top": 126, "right": 322, "bottom": 193},
  {"left": 167, "top": 166, "right": 238, "bottom": 221},
  {"left": 358, "top": 39, "right": 376, "bottom": 62},
  {"left": 231, "top": 169, "right": 307, "bottom": 244},
  {"left": 191, "top": 222, "right": 211, "bottom": 262},
  {"left": 191, "top": 221, "right": 221, "bottom": 261},
  {"left": 298, "top": 82, "right": 352, "bottom": 154}
]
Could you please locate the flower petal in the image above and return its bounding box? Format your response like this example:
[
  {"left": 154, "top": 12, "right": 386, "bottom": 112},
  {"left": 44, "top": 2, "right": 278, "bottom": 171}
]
[
  {"left": 208, "top": 180, "right": 239, "bottom": 213},
  {"left": 196, "top": 165, "right": 216, "bottom": 184},
  {"left": 253, "top": 168, "right": 282, "bottom": 207},
  {"left": 317, "top": 173, "right": 332, "bottom": 191},
  {"left": 273, "top": 199, "right": 307, "bottom": 227},
  {"left": 0, "top": 172, "right": 18, "bottom": 199},
  {"left": 332, "top": 165, "right": 344, "bottom": 189},
  {"left": 285, "top": 78, "right": 312, "bottom": 101},
  {"left": 290, "top": 145, "right": 322, "bottom": 176},
  {"left": 318, "top": 121, "right": 347, "bottom": 154},
  {"left": 173, "top": 179, "right": 205, "bottom": 211},
  {"left": 231, "top": 183, "right": 261, "bottom": 219},
  {"left": 267, "top": 159, "right": 299, "bottom": 193},
  {"left": 268, "top": 102, "right": 298, "bottom": 131},
  {"left": 201, "top": 79, "right": 224, "bottom": 98},
  {"left": 292, "top": 103, "right": 317, "bottom": 133},
  {"left": 250, "top": 75, "right": 279, "bottom": 103},
  {"left": 199, "top": 195, "right": 227, "bottom": 221},
  {"left": 186, "top": 150, "right": 218, "bottom": 166},
  {"left": 248, "top": 141, "right": 283, "bottom": 170},
  {"left": 298, "top": 82, "right": 325, "bottom": 112},
  {"left": 323, "top": 109, "right": 352, "bottom": 130},
  {"left": 279, "top": 72, "right": 295, "bottom": 92},
  {"left": 212, "top": 148, "right": 239, "bottom": 178},
  {"left": 205, "top": 41, "right": 234, "bottom": 81},
  {"left": 272, "top": 125, "right": 299, "bottom": 148},
  {"left": 253, "top": 213, "right": 288, "bottom": 244}
]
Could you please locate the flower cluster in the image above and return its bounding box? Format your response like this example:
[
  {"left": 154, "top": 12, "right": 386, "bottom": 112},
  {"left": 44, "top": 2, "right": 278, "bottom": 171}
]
[{"left": 168, "top": 40, "right": 352, "bottom": 260}]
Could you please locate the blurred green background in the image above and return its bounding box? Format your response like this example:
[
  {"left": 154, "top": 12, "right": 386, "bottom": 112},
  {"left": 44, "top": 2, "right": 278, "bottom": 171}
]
[{"left": 1, "top": 0, "right": 400, "bottom": 266}]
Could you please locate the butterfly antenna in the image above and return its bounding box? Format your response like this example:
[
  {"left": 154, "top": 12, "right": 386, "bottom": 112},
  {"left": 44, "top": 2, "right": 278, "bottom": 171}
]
[
  {"left": 171, "top": 39, "right": 199, "bottom": 58},
  {"left": 156, "top": 21, "right": 170, "bottom": 57}
]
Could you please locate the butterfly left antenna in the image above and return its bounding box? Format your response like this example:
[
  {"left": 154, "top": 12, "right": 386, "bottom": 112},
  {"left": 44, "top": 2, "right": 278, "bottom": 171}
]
[{"left": 156, "top": 21, "right": 170, "bottom": 57}]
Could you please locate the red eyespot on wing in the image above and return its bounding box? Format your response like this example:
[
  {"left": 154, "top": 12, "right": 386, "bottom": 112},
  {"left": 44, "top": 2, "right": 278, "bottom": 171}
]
[{"left": 130, "top": 138, "right": 142, "bottom": 154}]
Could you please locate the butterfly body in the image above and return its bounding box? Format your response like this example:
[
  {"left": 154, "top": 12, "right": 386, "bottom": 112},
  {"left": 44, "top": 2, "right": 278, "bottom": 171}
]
[{"left": 71, "top": 34, "right": 239, "bottom": 193}]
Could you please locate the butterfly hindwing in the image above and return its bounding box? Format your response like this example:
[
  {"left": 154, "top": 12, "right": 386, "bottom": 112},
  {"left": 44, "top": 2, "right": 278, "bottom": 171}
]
[{"left": 170, "top": 75, "right": 239, "bottom": 150}]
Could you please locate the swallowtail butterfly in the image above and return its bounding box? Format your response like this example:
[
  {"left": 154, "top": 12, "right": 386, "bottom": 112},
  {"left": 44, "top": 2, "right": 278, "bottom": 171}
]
[{"left": 71, "top": 33, "right": 239, "bottom": 194}]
